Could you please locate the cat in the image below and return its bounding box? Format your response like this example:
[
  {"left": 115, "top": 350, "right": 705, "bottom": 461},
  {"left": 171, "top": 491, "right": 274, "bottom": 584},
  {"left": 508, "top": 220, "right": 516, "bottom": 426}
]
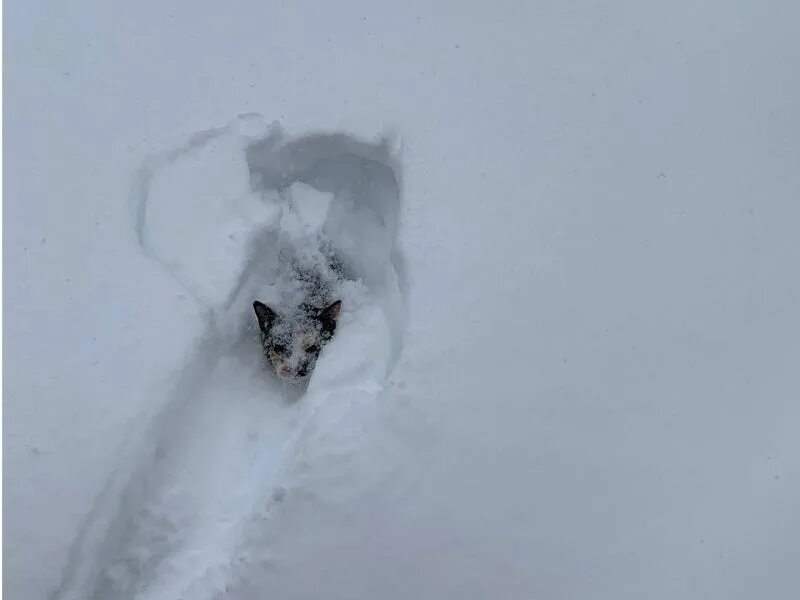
[
  {"left": 253, "top": 298, "right": 341, "bottom": 382},
  {"left": 253, "top": 243, "right": 344, "bottom": 382}
]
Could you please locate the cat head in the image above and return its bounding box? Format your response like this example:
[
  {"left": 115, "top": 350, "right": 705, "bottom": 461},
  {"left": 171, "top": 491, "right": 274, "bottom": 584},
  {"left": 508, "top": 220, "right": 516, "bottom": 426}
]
[{"left": 253, "top": 299, "right": 341, "bottom": 382}]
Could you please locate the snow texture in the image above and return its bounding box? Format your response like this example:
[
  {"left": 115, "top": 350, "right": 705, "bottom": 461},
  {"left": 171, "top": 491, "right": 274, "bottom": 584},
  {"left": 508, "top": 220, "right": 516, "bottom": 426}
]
[
  {"left": 42, "top": 119, "right": 405, "bottom": 600},
  {"left": 5, "top": 2, "right": 800, "bottom": 600}
]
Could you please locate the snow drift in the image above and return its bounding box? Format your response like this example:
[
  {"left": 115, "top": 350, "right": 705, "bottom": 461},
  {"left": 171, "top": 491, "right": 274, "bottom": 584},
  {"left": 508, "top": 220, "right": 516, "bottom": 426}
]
[{"left": 53, "top": 116, "right": 406, "bottom": 600}]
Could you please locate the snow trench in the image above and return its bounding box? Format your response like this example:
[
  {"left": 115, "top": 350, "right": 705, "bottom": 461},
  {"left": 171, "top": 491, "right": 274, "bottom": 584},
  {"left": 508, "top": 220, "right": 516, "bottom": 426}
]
[{"left": 51, "top": 115, "right": 406, "bottom": 600}]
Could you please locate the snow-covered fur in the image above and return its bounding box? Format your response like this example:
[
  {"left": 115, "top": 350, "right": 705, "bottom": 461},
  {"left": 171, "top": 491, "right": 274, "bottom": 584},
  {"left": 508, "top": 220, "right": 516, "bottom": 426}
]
[{"left": 253, "top": 243, "right": 343, "bottom": 382}]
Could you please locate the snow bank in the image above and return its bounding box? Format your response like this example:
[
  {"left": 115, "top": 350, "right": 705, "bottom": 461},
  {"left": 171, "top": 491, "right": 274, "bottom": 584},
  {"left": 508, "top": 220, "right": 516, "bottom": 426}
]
[
  {"left": 6, "top": 2, "right": 800, "bottom": 599},
  {"left": 50, "top": 118, "right": 405, "bottom": 600}
]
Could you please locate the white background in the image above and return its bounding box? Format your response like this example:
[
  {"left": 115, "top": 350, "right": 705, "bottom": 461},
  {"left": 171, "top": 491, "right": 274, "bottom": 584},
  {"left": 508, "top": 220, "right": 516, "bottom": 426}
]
[{"left": 5, "top": 1, "right": 800, "bottom": 598}]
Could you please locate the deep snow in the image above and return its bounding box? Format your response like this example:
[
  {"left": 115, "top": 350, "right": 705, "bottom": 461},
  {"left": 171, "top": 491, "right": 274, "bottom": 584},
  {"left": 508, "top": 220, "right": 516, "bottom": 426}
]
[
  {"left": 43, "top": 120, "right": 405, "bottom": 600},
  {"left": 5, "top": 1, "right": 800, "bottom": 599}
]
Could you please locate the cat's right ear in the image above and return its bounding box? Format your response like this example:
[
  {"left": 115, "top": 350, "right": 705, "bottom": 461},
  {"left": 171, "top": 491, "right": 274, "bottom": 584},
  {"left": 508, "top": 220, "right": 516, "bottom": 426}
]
[{"left": 253, "top": 301, "right": 276, "bottom": 333}]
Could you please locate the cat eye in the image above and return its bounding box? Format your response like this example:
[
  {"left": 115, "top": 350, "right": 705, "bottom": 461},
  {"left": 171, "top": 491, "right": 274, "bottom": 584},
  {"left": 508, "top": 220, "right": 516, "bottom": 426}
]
[
  {"left": 271, "top": 344, "right": 287, "bottom": 355},
  {"left": 305, "top": 345, "right": 319, "bottom": 354}
]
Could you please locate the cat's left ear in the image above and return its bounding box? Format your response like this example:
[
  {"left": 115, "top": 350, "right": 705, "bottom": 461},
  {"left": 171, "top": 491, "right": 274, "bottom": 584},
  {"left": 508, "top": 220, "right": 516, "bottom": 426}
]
[
  {"left": 319, "top": 300, "right": 342, "bottom": 331},
  {"left": 253, "top": 301, "right": 277, "bottom": 334}
]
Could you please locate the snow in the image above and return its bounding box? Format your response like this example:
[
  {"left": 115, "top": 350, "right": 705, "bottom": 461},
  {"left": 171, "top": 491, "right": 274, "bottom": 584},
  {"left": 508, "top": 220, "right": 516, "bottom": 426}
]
[
  {"left": 5, "top": 1, "right": 800, "bottom": 599},
  {"left": 32, "top": 121, "right": 405, "bottom": 600}
]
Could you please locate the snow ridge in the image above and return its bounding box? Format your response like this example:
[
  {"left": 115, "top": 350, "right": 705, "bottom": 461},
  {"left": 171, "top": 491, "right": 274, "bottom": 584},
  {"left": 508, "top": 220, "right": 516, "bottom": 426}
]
[{"left": 51, "top": 116, "right": 405, "bottom": 600}]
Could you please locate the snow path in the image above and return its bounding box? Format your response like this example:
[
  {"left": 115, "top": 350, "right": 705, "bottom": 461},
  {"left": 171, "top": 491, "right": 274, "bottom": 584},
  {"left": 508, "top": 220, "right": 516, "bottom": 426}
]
[{"left": 52, "top": 117, "right": 405, "bottom": 600}]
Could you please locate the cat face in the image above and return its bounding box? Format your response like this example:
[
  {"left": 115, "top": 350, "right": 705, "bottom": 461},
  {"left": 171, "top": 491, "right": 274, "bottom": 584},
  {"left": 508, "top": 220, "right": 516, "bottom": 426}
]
[{"left": 253, "top": 300, "right": 341, "bottom": 382}]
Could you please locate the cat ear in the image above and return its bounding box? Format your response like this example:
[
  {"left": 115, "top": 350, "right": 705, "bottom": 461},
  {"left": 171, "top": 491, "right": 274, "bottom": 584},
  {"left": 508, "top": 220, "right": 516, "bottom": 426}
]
[
  {"left": 319, "top": 300, "right": 342, "bottom": 330},
  {"left": 253, "top": 301, "right": 277, "bottom": 333}
]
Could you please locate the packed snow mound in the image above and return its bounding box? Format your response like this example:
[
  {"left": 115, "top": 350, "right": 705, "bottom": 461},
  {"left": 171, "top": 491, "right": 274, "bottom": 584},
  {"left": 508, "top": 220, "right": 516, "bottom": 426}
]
[
  {"left": 53, "top": 116, "right": 406, "bottom": 600},
  {"left": 137, "top": 124, "right": 280, "bottom": 310}
]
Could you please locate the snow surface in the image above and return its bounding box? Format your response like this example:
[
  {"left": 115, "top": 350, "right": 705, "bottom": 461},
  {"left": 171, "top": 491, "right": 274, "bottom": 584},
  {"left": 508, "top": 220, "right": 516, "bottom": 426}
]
[{"left": 5, "top": 1, "right": 800, "bottom": 599}]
